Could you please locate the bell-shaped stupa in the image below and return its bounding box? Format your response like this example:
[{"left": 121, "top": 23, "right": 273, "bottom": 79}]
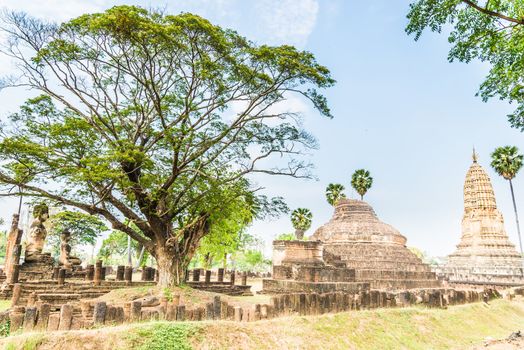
[
  {"left": 442, "top": 151, "right": 524, "bottom": 285},
  {"left": 311, "top": 199, "right": 440, "bottom": 289}
]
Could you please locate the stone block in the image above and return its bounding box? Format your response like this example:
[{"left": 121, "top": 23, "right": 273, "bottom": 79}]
[
  {"left": 93, "top": 301, "right": 107, "bottom": 325},
  {"left": 47, "top": 313, "right": 60, "bottom": 331},
  {"left": 36, "top": 303, "right": 51, "bottom": 330},
  {"left": 23, "top": 307, "right": 37, "bottom": 331},
  {"left": 58, "top": 304, "right": 73, "bottom": 330}
]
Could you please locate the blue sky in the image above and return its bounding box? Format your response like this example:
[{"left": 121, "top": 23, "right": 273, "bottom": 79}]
[{"left": 0, "top": 0, "right": 522, "bottom": 257}]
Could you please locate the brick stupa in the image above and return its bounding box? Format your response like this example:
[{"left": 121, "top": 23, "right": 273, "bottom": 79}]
[
  {"left": 441, "top": 152, "right": 524, "bottom": 285},
  {"left": 310, "top": 199, "right": 441, "bottom": 289}
]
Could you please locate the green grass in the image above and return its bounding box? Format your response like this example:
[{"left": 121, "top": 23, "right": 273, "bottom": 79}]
[{"left": 126, "top": 322, "right": 202, "bottom": 350}]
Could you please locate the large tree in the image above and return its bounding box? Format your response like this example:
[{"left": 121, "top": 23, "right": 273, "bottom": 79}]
[
  {"left": 0, "top": 6, "right": 334, "bottom": 286},
  {"left": 491, "top": 145, "right": 524, "bottom": 257},
  {"left": 406, "top": 0, "right": 524, "bottom": 130}
]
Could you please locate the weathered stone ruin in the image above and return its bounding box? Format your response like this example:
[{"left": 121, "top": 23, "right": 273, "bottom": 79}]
[
  {"left": 264, "top": 198, "right": 440, "bottom": 293},
  {"left": 59, "top": 229, "right": 82, "bottom": 271},
  {"left": 439, "top": 153, "right": 524, "bottom": 286},
  {"left": 19, "top": 205, "right": 55, "bottom": 280}
]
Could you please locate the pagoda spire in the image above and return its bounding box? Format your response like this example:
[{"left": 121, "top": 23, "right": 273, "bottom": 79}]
[{"left": 472, "top": 147, "right": 478, "bottom": 163}]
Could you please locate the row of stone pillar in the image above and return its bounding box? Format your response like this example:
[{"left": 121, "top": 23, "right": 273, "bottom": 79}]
[{"left": 188, "top": 269, "right": 248, "bottom": 285}]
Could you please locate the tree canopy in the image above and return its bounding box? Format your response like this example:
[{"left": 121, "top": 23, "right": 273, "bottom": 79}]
[
  {"left": 351, "top": 169, "right": 373, "bottom": 200},
  {"left": 325, "top": 183, "right": 346, "bottom": 206},
  {"left": 491, "top": 146, "right": 524, "bottom": 180},
  {"left": 0, "top": 6, "right": 333, "bottom": 285},
  {"left": 47, "top": 210, "right": 107, "bottom": 257},
  {"left": 406, "top": 0, "right": 524, "bottom": 130}
]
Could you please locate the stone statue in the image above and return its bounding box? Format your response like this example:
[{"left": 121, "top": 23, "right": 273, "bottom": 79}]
[
  {"left": 24, "top": 204, "right": 50, "bottom": 263},
  {"left": 59, "top": 229, "right": 82, "bottom": 269}
]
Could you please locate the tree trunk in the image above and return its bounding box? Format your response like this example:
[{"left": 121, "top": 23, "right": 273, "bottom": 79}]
[
  {"left": 155, "top": 246, "right": 187, "bottom": 287},
  {"left": 509, "top": 180, "right": 524, "bottom": 271},
  {"left": 295, "top": 229, "right": 305, "bottom": 240}
]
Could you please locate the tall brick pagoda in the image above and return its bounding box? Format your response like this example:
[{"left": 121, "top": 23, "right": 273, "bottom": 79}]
[{"left": 441, "top": 152, "right": 524, "bottom": 285}]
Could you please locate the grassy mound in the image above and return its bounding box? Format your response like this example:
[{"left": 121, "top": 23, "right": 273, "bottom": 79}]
[{"left": 2, "top": 298, "right": 523, "bottom": 350}]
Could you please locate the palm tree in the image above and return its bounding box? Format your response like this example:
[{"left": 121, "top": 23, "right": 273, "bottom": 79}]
[
  {"left": 325, "top": 183, "right": 346, "bottom": 206},
  {"left": 491, "top": 146, "right": 524, "bottom": 258},
  {"left": 291, "top": 208, "right": 313, "bottom": 240},
  {"left": 351, "top": 169, "right": 373, "bottom": 200}
]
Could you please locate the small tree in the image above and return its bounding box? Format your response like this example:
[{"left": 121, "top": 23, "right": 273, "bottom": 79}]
[
  {"left": 275, "top": 232, "right": 295, "bottom": 241},
  {"left": 325, "top": 183, "right": 346, "bottom": 206},
  {"left": 47, "top": 211, "right": 107, "bottom": 257},
  {"left": 491, "top": 146, "right": 524, "bottom": 258},
  {"left": 291, "top": 208, "right": 312, "bottom": 240},
  {"left": 351, "top": 169, "right": 373, "bottom": 200}
]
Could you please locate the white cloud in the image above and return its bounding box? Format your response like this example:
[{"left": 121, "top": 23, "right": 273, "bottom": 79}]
[{"left": 255, "top": 0, "right": 319, "bottom": 48}]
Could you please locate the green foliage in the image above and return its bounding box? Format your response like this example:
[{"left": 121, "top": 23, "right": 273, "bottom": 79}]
[
  {"left": 0, "top": 6, "right": 333, "bottom": 285},
  {"left": 0, "top": 318, "right": 10, "bottom": 338},
  {"left": 98, "top": 228, "right": 149, "bottom": 266},
  {"left": 0, "top": 231, "right": 7, "bottom": 260},
  {"left": 275, "top": 232, "right": 296, "bottom": 240},
  {"left": 235, "top": 250, "right": 271, "bottom": 272},
  {"left": 491, "top": 146, "right": 524, "bottom": 180},
  {"left": 128, "top": 322, "right": 201, "bottom": 350},
  {"left": 325, "top": 183, "right": 346, "bottom": 206},
  {"left": 351, "top": 169, "right": 373, "bottom": 200},
  {"left": 290, "top": 208, "right": 313, "bottom": 231},
  {"left": 47, "top": 210, "right": 107, "bottom": 258},
  {"left": 406, "top": 0, "right": 524, "bottom": 130}
]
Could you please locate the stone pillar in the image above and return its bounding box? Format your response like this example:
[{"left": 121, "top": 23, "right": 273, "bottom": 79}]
[
  {"left": 5, "top": 214, "right": 22, "bottom": 281},
  {"left": 36, "top": 303, "right": 51, "bottom": 330},
  {"left": 241, "top": 272, "right": 247, "bottom": 286},
  {"left": 10, "top": 283, "right": 22, "bottom": 307},
  {"left": 206, "top": 302, "right": 214, "bottom": 320},
  {"left": 23, "top": 307, "right": 37, "bottom": 331},
  {"left": 176, "top": 305, "right": 185, "bottom": 321},
  {"left": 9, "top": 263, "right": 20, "bottom": 285},
  {"left": 93, "top": 301, "right": 107, "bottom": 325},
  {"left": 213, "top": 296, "right": 221, "bottom": 320},
  {"left": 192, "top": 269, "right": 200, "bottom": 282},
  {"left": 58, "top": 304, "right": 73, "bottom": 330},
  {"left": 9, "top": 307, "right": 24, "bottom": 333},
  {"left": 141, "top": 267, "right": 148, "bottom": 281},
  {"left": 217, "top": 268, "right": 224, "bottom": 283},
  {"left": 85, "top": 264, "right": 94, "bottom": 281},
  {"left": 58, "top": 268, "right": 66, "bottom": 285},
  {"left": 94, "top": 260, "right": 103, "bottom": 286},
  {"left": 131, "top": 301, "right": 141, "bottom": 322},
  {"left": 234, "top": 306, "right": 242, "bottom": 322},
  {"left": 230, "top": 271, "right": 236, "bottom": 285},
  {"left": 184, "top": 269, "right": 189, "bottom": 282},
  {"left": 116, "top": 265, "right": 125, "bottom": 281},
  {"left": 101, "top": 267, "right": 106, "bottom": 281},
  {"left": 52, "top": 266, "right": 60, "bottom": 280},
  {"left": 47, "top": 313, "right": 60, "bottom": 331},
  {"left": 205, "top": 270, "right": 211, "bottom": 284},
  {"left": 166, "top": 304, "right": 177, "bottom": 321},
  {"left": 124, "top": 266, "right": 133, "bottom": 284}
]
